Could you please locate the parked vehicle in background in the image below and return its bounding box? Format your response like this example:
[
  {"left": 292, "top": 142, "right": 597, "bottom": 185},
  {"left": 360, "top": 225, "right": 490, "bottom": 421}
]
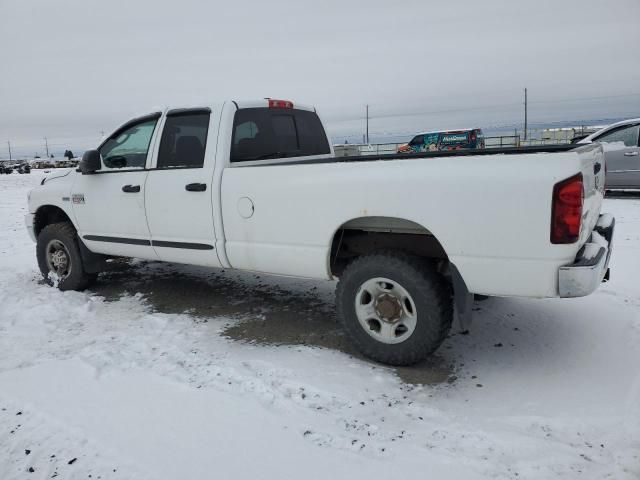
[
  {"left": 26, "top": 99, "right": 613, "bottom": 366},
  {"left": 397, "top": 128, "right": 485, "bottom": 153},
  {"left": 32, "top": 161, "right": 56, "bottom": 169},
  {"left": 578, "top": 118, "right": 640, "bottom": 190}
]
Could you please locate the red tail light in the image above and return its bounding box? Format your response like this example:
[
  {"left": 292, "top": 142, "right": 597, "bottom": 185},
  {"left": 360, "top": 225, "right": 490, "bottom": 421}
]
[
  {"left": 268, "top": 99, "right": 294, "bottom": 109},
  {"left": 551, "top": 173, "right": 583, "bottom": 244}
]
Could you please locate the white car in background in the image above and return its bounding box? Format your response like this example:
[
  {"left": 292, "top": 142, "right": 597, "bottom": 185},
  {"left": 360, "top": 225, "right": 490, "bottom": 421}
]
[{"left": 578, "top": 118, "right": 640, "bottom": 190}]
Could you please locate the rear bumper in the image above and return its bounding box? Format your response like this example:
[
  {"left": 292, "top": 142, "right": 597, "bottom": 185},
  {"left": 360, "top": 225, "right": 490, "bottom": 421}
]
[{"left": 558, "top": 213, "right": 614, "bottom": 298}]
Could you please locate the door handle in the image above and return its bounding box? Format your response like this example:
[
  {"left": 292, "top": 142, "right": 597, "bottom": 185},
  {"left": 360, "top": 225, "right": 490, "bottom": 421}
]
[
  {"left": 623, "top": 151, "right": 639, "bottom": 156},
  {"left": 185, "top": 183, "right": 207, "bottom": 192},
  {"left": 593, "top": 162, "right": 601, "bottom": 174},
  {"left": 122, "top": 184, "right": 140, "bottom": 193}
]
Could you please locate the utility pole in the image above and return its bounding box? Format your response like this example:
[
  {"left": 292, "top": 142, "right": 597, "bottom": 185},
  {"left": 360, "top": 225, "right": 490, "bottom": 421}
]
[
  {"left": 7, "top": 141, "right": 11, "bottom": 162},
  {"left": 523, "top": 88, "right": 528, "bottom": 141},
  {"left": 44, "top": 137, "right": 50, "bottom": 158},
  {"left": 365, "top": 104, "right": 369, "bottom": 144}
]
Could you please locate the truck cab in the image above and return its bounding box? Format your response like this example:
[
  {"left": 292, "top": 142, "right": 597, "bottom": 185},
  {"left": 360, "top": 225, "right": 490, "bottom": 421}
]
[{"left": 29, "top": 100, "right": 333, "bottom": 269}]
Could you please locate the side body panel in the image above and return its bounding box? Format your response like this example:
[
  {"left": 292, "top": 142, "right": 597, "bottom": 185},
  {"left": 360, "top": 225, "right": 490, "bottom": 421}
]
[
  {"left": 27, "top": 170, "right": 77, "bottom": 230},
  {"left": 220, "top": 145, "right": 604, "bottom": 298},
  {"left": 71, "top": 171, "right": 156, "bottom": 258}
]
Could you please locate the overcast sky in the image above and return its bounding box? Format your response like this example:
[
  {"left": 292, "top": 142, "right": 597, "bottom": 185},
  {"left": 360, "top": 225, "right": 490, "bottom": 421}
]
[{"left": 1, "top": 0, "right": 639, "bottom": 157}]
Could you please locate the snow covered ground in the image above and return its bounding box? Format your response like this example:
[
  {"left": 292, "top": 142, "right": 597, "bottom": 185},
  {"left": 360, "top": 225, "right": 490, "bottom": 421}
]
[{"left": 1, "top": 171, "right": 639, "bottom": 480}]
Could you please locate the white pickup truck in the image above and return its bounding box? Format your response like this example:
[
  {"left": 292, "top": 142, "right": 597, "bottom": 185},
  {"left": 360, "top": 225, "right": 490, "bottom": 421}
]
[{"left": 26, "top": 99, "right": 615, "bottom": 365}]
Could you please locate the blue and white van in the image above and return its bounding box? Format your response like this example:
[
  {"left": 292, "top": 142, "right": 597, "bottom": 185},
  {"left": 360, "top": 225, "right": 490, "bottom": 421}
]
[{"left": 398, "top": 128, "right": 485, "bottom": 153}]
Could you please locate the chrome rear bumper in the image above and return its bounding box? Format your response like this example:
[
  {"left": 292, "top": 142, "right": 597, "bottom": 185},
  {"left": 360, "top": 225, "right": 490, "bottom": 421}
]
[{"left": 558, "top": 214, "right": 614, "bottom": 298}]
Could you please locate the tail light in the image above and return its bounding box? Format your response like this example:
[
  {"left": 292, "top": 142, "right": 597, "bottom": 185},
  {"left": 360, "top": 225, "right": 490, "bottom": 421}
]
[
  {"left": 551, "top": 173, "right": 583, "bottom": 244},
  {"left": 268, "top": 99, "right": 294, "bottom": 109}
]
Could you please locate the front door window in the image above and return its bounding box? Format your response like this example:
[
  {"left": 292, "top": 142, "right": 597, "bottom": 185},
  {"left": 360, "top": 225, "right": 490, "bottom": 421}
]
[{"left": 99, "top": 118, "right": 158, "bottom": 170}]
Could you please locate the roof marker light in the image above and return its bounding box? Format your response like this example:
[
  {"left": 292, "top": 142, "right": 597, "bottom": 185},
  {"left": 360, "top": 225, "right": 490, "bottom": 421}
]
[{"left": 268, "top": 99, "right": 294, "bottom": 109}]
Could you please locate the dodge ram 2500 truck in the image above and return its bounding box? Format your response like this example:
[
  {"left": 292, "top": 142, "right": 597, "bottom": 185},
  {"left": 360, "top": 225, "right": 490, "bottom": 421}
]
[{"left": 26, "top": 99, "right": 615, "bottom": 365}]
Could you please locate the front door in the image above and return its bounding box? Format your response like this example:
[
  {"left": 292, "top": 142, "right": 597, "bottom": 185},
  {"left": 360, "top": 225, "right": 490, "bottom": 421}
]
[
  {"left": 72, "top": 113, "right": 160, "bottom": 259},
  {"left": 596, "top": 123, "right": 640, "bottom": 189},
  {"left": 144, "top": 108, "right": 222, "bottom": 267}
]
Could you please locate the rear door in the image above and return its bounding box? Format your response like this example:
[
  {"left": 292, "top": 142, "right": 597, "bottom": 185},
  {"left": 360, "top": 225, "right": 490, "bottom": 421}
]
[
  {"left": 144, "top": 107, "right": 222, "bottom": 267},
  {"left": 594, "top": 123, "right": 640, "bottom": 188}
]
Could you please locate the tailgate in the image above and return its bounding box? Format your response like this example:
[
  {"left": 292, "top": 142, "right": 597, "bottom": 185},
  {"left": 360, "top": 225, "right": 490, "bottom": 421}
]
[{"left": 574, "top": 143, "right": 606, "bottom": 245}]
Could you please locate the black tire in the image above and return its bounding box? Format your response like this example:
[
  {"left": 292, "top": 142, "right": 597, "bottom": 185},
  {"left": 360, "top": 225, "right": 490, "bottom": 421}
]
[
  {"left": 336, "top": 252, "right": 453, "bottom": 366},
  {"left": 36, "top": 222, "right": 96, "bottom": 291}
]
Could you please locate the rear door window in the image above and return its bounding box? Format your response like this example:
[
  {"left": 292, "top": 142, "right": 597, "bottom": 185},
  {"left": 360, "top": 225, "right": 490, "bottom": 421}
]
[
  {"left": 231, "top": 108, "right": 330, "bottom": 162},
  {"left": 157, "top": 110, "right": 211, "bottom": 169}
]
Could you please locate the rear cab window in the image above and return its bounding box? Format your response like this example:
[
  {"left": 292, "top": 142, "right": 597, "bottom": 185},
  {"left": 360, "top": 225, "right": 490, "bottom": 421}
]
[{"left": 231, "top": 108, "right": 330, "bottom": 163}]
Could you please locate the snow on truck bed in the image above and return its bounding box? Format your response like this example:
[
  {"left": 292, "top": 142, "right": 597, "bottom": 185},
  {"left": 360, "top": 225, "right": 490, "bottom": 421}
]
[{"left": 0, "top": 171, "right": 639, "bottom": 480}]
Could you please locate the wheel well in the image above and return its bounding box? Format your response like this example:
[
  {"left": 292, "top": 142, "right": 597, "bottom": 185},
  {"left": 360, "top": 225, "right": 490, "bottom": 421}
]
[
  {"left": 329, "top": 216, "right": 448, "bottom": 277},
  {"left": 34, "top": 205, "right": 74, "bottom": 238}
]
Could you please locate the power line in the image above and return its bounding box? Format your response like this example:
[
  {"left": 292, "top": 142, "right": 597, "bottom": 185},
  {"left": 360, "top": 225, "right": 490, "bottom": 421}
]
[
  {"left": 530, "top": 93, "right": 640, "bottom": 105},
  {"left": 336, "top": 92, "right": 640, "bottom": 122}
]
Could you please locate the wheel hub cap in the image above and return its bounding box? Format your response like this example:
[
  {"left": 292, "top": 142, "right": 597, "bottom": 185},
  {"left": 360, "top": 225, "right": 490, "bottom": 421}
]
[
  {"left": 45, "top": 239, "right": 71, "bottom": 279},
  {"left": 51, "top": 250, "right": 68, "bottom": 269},
  {"left": 374, "top": 293, "right": 403, "bottom": 323},
  {"left": 354, "top": 277, "right": 418, "bottom": 345}
]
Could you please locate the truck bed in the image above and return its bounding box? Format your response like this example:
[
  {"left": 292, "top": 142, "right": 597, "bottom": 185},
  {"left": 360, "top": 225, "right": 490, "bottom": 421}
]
[{"left": 283, "top": 144, "right": 581, "bottom": 166}]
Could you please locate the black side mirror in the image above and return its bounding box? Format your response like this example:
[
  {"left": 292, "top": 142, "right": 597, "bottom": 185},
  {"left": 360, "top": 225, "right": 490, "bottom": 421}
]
[{"left": 78, "top": 149, "right": 102, "bottom": 174}]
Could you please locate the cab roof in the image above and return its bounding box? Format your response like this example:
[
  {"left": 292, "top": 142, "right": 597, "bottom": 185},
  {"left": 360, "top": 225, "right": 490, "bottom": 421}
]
[{"left": 232, "top": 99, "right": 316, "bottom": 112}]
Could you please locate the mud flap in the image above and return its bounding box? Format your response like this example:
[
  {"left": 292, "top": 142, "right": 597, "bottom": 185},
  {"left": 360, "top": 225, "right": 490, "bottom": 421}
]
[
  {"left": 450, "top": 264, "right": 473, "bottom": 332},
  {"left": 77, "top": 237, "right": 108, "bottom": 274}
]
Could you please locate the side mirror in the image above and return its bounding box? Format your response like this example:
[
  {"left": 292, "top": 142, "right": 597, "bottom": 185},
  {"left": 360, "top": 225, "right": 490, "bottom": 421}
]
[{"left": 78, "top": 150, "right": 102, "bottom": 174}]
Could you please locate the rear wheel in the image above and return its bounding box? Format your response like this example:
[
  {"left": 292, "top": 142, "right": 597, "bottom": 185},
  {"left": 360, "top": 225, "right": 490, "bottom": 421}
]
[
  {"left": 336, "top": 252, "right": 453, "bottom": 366},
  {"left": 36, "top": 222, "right": 96, "bottom": 291}
]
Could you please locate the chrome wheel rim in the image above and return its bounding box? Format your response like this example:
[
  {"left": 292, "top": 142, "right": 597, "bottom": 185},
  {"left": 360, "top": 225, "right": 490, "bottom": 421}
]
[
  {"left": 354, "top": 277, "right": 417, "bottom": 345},
  {"left": 45, "top": 239, "right": 71, "bottom": 279}
]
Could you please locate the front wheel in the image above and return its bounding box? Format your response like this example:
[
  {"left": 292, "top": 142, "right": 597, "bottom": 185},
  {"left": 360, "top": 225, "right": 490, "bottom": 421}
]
[
  {"left": 336, "top": 252, "right": 453, "bottom": 366},
  {"left": 36, "top": 222, "right": 96, "bottom": 291}
]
